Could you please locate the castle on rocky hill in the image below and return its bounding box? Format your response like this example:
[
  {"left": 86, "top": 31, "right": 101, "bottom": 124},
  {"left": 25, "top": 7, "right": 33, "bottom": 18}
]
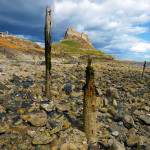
[{"left": 64, "top": 28, "right": 93, "bottom": 47}]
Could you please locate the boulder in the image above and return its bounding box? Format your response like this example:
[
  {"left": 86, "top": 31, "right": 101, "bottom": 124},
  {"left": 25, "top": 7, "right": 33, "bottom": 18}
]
[
  {"left": 106, "top": 87, "right": 119, "bottom": 99},
  {"left": 123, "top": 115, "right": 136, "bottom": 129},
  {"left": 28, "top": 113, "right": 47, "bottom": 126},
  {"left": 109, "top": 140, "right": 125, "bottom": 150},
  {"left": 127, "top": 135, "right": 142, "bottom": 147},
  {"left": 56, "top": 104, "right": 70, "bottom": 113},
  {"left": 60, "top": 143, "right": 77, "bottom": 150},
  {"left": 41, "top": 104, "right": 54, "bottom": 112},
  {"left": 109, "top": 122, "right": 128, "bottom": 137},
  {"left": 32, "top": 134, "right": 53, "bottom": 145},
  {"left": 139, "top": 115, "right": 150, "bottom": 125},
  {"left": 0, "top": 105, "right": 6, "bottom": 113}
]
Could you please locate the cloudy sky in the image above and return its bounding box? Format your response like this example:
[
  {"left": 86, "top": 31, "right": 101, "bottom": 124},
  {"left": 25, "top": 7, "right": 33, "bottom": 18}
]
[{"left": 0, "top": 0, "right": 150, "bottom": 60}]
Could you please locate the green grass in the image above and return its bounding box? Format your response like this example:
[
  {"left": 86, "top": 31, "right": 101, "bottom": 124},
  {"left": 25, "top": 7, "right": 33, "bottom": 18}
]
[
  {"left": 60, "top": 40, "right": 81, "bottom": 48},
  {"left": 52, "top": 40, "right": 105, "bottom": 56}
]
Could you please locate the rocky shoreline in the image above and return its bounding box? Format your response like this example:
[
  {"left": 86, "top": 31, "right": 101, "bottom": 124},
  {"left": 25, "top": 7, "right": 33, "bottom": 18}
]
[{"left": 0, "top": 57, "right": 150, "bottom": 150}]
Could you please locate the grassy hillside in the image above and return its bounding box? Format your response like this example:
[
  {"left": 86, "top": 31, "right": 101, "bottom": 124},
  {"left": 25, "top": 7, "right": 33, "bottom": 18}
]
[
  {"left": 0, "top": 35, "right": 43, "bottom": 52},
  {"left": 0, "top": 35, "right": 106, "bottom": 57},
  {"left": 52, "top": 40, "right": 105, "bottom": 56}
]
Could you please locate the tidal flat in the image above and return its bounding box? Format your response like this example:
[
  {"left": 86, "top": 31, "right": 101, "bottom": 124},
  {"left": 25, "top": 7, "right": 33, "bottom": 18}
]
[{"left": 0, "top": 57, "right": 150, "bottom": 150}]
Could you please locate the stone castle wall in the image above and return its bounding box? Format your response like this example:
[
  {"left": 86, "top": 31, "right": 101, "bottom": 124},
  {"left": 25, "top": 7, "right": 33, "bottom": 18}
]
[{"left": 65, "top": 28, "right": 92, "bottom": 46}]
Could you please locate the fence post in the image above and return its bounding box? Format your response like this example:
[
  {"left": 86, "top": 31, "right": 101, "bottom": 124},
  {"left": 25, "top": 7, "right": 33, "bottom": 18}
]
[
  {"left": 83, "top": 58, "right": 97, "bottom": 145},
  {"left": 142, "top": 61, "right": 146, "bottom": 78},
  {"left": 45, "top": 6, "right": 52, "bottom": 98}
]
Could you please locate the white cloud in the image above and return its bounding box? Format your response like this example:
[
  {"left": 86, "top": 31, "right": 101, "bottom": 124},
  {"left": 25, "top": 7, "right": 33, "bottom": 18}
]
[
  {"left": 130, "top": 43, "right": 150, "bottom": 52},
  {"left": 51, "top": 0, "right": 150, "bottom": 60},
  {"left": 144, "top": 55, "right": 150, "bottom": 59}
]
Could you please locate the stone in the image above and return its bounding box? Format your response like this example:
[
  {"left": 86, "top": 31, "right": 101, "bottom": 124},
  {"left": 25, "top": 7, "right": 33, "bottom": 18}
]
[
  {"left": 96, "top": 88, "right": 103, "bottom": 96},
  {"left": 64, "top": 122, "right": 71, "bottom": 128},
  {"left": 0, "top": 125, "right": 5, "bottom": 134},
  {"left": 109, "top": 122, "right": 128, "bottom": 136},
  {"left": 21, "top": 114, "right": 30, "bottom": 121},
  {"left": 128, "top": 128, "right": 137, "bottom": 135},
  {"left": 106, "top": 87, "right": 119, "bottom": 99},
  {"left": 123, "top": 115, "right": 136, "bottom": 129},
  {"left": 27, "top": 130, "right": 36, "bottom": 138},
  {"left": 109, "top": 140, "right": 125, "bottom": 150},
  {"left": 63, "top": 84, "right": 74, "bottom": 95},
  {"left": 108, "top": 106, "right": 118, "bottom": 115},
  {"left": 111, "top": 131, "right": 119, "bottom": 137},
  {"left": 50, "top": 126, "right": 62, "bottom": 134},
  {"left": 113, "top": 99, "right": 117, "bottom": 106},
  {"left": 0, "top": 105, "right": 6, "bottom": 113},
  {"left": 56, "top": 104, "right": 70, "bottom": 113},
  {"left": 51, "top": 146, "right": 59, "bottom": 150},
  {"left": 127, "top": 135, "right": 142, "bottom": 147},
  {"left": 88, "top": 137, "right": 97, "bottom": 145},
  {"left": 40, "top": 104, "right": 54, "bottom": 112},
  {"left": 0, "top": 82, "right": 8, "bottom": 90},
  {"left": 32, "top": 134, "right": 53, "bottom": 145},
  {"left": 139, "top": 115, "right": 150, "bottom": 125},
  {"left": 60, "top": 143, "right": 77, "bottom": 150},
  {"left": 99, "top": 107, "right": 108, "bottom": 113},
  {"left": 59, "top": 128, "right": 87, "bottom": 148},
  {"left": 141, "top": 106, "right": 150, "bottom": 111},
  {"left": 103, "top": 97, "right": 109, "bottom": 106},
  {"left": 0, "top": 68, "right": 3, "bottom": 72},
  {"left": 133, "top": 110, "right": 145, "bottom": 116},
  {"left": 118, "top": 121, "right": 123, "bottom": 126},
  {"left": 28, "top": 112, "right": 47, "bottom": 126},
  {"left": 89, "top": 144, "right": 100, "bottom": 150},
  {"left": 0, "top": 91, "right": 4, "bottom": 94},
  {"left": 97, "top": 97, "right": 103, "bottom": 107}
]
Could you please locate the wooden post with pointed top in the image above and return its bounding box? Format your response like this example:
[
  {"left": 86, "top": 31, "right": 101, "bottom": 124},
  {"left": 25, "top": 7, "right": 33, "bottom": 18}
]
[
  {"left": 45, "top": 6, "right": 52, "bottom": 98},
  {"left": 142, "top": 61, "right": 146, "bottom": 78},
  {"left": 83, "top": 58, "right": 97, "bottom": 145}
]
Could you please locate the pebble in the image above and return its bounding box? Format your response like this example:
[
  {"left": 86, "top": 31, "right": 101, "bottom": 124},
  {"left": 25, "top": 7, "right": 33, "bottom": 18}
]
[
  {"left": 111, "top": 131, "right": 119, "bottom": 137},
  {"left": 118, "top": 121, "right": 123, "bottom": 126}
]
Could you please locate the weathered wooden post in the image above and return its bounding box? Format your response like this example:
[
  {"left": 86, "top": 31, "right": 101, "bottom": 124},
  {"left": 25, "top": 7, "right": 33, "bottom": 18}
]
[
  {"left": 83, "top": 58, "right": 97, "bottom": 145},
  {"left": 142, "top": 61, "right": 146, "bottom": 78},
  {"left": 45, "top": 6, "right": 52, "bottom": 98}
]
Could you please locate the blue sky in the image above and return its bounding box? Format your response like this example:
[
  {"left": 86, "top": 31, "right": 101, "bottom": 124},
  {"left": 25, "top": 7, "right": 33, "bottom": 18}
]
[{"left": 0, "top": 0, "right": 150, "bottom": 61}]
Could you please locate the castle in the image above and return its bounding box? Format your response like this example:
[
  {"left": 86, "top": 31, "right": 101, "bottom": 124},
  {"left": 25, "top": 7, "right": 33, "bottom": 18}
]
[{"left": 64, "top": 28, "right": 93, "bottom": 47}]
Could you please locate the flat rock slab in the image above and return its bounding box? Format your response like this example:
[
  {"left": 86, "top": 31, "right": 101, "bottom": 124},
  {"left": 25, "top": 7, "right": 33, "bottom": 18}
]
[
  {"left": 133, "top": 110, "right": 145, "bottom": 116},
  {"left": 109, "top": 140, "right": 125, "bottom": 150},
  {"left": 28, "top": 113, "right": 47, "bottom": 126},
  {"left": 109, "top": 121, "right": 128, "bottom": 136},
  {"left": 41, "top": 104, "right": 54, "bottom": 112},
  {"left": 139, "top": 115, "right": 150, "bottom": 125},
  {"left": 127, "top": 135, "right": 142, "bottom": 147},
  {"left": 0, "top": 82, "right": 8, "bottom": 90},
  {"left": 32, "top": 134, "right": 53, "bottom": 145}
]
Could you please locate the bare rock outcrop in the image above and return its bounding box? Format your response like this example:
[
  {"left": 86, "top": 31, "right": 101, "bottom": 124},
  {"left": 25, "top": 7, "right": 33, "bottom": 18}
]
[{"left": 64, "top": 28, "right": 95, "bottom": 50}]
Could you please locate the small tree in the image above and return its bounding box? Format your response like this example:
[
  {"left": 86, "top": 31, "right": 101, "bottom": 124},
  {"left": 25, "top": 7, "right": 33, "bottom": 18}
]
[{"left": 45, "top": 6, "right": 52, "bottom": 98}]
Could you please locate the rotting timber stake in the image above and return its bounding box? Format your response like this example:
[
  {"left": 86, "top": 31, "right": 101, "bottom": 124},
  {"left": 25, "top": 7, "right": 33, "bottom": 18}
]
[
  {"left": 83, "top": 58, "right": 97, "bottom": 145},
  {"left": 142, "top": 61, "right": 146, "bottom": 78},
  {"left": 45, "top": 6, "right": 52, "bottom": 98}
]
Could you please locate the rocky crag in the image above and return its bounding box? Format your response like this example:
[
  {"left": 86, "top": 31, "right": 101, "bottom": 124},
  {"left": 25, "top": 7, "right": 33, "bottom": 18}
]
[{"left": 64, "top": 28, "right": 95, "bottom": 50}]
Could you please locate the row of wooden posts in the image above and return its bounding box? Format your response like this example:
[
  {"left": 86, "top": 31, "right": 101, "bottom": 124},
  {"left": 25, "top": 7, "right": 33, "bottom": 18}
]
[
  {"left": 45, "top": 6, "right": 147, "bottom": 145},
  {"left": 45, "top": 6, "right": 97, "bottom": 145}
]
